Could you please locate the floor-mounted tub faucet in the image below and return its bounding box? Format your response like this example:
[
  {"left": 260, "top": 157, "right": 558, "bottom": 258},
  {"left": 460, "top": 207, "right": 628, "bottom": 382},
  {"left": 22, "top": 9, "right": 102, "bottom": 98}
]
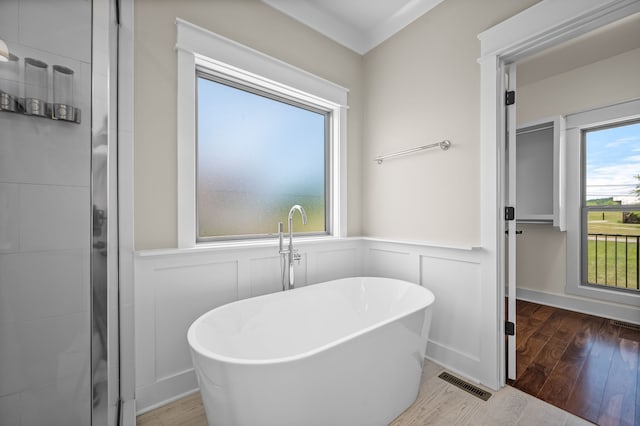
[{"left": 279, "top": 205, "right": 307, "bottom": 291}]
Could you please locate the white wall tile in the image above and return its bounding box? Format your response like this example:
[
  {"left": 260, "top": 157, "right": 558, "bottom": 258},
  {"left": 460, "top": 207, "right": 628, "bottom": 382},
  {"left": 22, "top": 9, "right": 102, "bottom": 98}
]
[
  {"left": 19, "top": 0, "right": 91, "bottom": 63},
  {"left": 15, "top": 312, "right": 89, "bottom": 391},
  {"left": 0, "top": 0, "right": 19, "bottom": 44},
  {"left": 0, "top": 184, "right": 20, "bottom": 253},
  {"left": 19, "top": 184, "right": 89, "bottom": 251},
  {"left": 0, "top": 114, "right": 90, "bottom": 186},
  {"left": 0, "top": 250, "right": 87, "bottom": 326},
  {"left": 0, "top": 393, "right": 20, "bottom": 426},
  {"left": 0, "top": 323, "right": 21, "bottom": 397},
  {"left": 19, "top": 375, "right": 90, "bottom": 426},
  {"left": 0, "top": 43, "right": 91, "bottom": 188}
]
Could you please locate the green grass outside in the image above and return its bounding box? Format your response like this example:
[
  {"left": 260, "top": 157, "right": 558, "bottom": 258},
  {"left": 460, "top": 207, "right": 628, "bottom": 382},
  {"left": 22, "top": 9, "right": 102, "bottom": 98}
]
[
  {"left": 586, "top": 210, "right": 640, "bottom": 290},
  {"left": 587, "top": 238, "right": 639, "bottom": 289},
  {"left": 587, "top": 211, "right": 640, "bottom": 236}
]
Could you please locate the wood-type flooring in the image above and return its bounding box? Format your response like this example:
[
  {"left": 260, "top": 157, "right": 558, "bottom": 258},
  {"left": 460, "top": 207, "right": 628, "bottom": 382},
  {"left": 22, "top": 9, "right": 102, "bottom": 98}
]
[
  {"left": 509, "top": 299, "right": 640, "bottom": 426},
  {"left": 138, "top": 360, "right": 590, "bottom": 425}
]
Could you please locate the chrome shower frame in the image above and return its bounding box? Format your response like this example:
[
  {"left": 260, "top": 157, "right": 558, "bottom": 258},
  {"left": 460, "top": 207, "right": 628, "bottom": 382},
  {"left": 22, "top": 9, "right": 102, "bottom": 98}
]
[{"left": 91, "top": 0, "right": 120, "bottom": 424}]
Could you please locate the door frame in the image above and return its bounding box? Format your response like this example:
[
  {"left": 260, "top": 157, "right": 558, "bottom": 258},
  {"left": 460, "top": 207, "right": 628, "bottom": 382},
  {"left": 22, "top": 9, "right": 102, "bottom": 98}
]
[
  {"left": 505, "top": 64, "right": 517, "bottom": 381},
  {"left": 478, "top": 0, "right": 640, "bottom": 389}
]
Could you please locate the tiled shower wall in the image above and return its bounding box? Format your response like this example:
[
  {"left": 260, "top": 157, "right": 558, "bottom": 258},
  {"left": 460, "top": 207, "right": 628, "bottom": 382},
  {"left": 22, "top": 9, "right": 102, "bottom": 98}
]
[{"left": 0, "top": 1, "right": 92, "bottom": 424}]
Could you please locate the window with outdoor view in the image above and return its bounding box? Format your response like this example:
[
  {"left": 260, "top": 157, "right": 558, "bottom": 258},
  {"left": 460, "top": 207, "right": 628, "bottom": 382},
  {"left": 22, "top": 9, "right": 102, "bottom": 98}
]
[
  {"left": 196, "top": 72, "right": 329, "bottom": 241},
  {"left": 583, "top": 120, "right": 640, "bottom": 293}
]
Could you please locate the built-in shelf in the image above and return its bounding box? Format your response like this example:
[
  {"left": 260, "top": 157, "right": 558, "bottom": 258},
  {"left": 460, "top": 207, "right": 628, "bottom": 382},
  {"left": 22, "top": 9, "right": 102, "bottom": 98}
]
[
  {"left": 516, "top": 116, "right": 566, "bottom": 230},
  {"left": 0, "top": 93, "right": 81, "bottom": 123}
]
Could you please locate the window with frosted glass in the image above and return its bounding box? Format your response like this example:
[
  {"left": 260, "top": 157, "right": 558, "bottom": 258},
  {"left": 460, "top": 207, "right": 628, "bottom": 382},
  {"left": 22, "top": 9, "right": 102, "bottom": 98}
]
[
  {"left": 583, "top": 120, "right": 640, "bottom": 293},
  {"left": 196, "top": 73, "right": 328, "bottom": 240}
]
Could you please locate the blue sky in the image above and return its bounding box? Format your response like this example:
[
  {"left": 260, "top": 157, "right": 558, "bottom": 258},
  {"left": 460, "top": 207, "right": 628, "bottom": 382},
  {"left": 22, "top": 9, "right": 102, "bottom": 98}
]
[
  {"left": 197, "top": 76, "right": 325, "bottom": 197},
  {"left": 196, "top": 76, "right": 327, "bottom": 235},
  {"left": 585, "top": 121, "right": 640, "bottom": 204}
]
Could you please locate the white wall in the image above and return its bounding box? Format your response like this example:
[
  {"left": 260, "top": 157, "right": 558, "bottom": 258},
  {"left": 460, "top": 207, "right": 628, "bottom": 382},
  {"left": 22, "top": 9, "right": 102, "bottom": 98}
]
[
  {"left": 133, "top": 0, "right": 364, "bottom": 250},
  {"left": 130, "top": 0, "right": 547, "bottom": 412},
  {"left": 134, "top": 239, "right": 484, "bottom": 413},
  {"left": 361, "top": 0, "right": 541, "bottom": 246},
  {"left": 516, "top": 47, "right": 640, "bottom": 319},
  {"left": 0, "top": 0, "right": 92, "bottom": 424},
  {"left": 518, "top": 48, "right": 640, "bottom": 124}
]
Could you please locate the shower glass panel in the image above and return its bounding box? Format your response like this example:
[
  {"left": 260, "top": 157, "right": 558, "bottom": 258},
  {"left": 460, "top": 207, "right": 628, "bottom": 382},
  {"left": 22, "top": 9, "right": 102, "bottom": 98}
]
[{"left": 0, "top": 0, "right": 119, "bottom": 424}]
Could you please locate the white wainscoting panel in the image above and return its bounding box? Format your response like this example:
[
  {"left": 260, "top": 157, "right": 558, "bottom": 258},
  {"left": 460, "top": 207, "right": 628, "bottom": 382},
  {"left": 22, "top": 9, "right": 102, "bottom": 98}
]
[
  {"left": 134, "top": 238, "right": 486, "bottom": 412},
  {"left": 361, "top": 240, "right": 485, "bottom": 386},
  {"left": 312, "top": 248, "right": 359, "bottom": 283},
  {"left": 134, "top": 238, "right": 364, "bottom": 413},
  {"left": 155, "top": 260, "right": 238, "bottom": 379},
  {"left": 366, "top": 247, "right": 417, "bottom": 283},
  {"left": 421, "top": 256, "right": 482, "bottom": 378},
  {"left": 249, "top": 255, "right": 282, "bottom": 297}
]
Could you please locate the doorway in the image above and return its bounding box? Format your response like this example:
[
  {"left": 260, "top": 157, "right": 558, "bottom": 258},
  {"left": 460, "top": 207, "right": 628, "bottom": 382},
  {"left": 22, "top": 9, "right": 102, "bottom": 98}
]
[
  {"left": 480, "top": 2, "right": 637, "bottom": 423},
  {"left": 478, "top": 0, "right": 640, "bottom": 392}
]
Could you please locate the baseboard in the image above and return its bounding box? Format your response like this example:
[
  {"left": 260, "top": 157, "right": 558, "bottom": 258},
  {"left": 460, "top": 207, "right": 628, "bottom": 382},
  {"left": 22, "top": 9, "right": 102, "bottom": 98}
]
[
  {"left": 135, "top": 369, "right": 199, "bottom": 415},
  {"left": 516, "top": 287, "right": 640, "bottom": 325},
  {"left": 121, "top": 399, "right": 136, "bottom": 426},
  {"left": 425, "top": 339, "right": 493, "bottom": 391}
]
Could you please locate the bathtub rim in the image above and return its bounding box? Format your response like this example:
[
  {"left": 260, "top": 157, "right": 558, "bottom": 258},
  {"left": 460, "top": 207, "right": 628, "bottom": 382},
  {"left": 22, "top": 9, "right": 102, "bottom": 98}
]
[{"left": 187, "top": 276, "right": 434, "bottom": 366}]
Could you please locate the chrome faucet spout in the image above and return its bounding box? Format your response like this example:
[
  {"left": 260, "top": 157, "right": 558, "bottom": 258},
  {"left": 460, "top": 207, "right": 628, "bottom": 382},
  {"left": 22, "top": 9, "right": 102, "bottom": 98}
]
[
  {"left": 280, "top": 205, "right": 307, "bottom": 291},
  {"left": 288, "top": 204, "right": 307, "bottom": 226}
]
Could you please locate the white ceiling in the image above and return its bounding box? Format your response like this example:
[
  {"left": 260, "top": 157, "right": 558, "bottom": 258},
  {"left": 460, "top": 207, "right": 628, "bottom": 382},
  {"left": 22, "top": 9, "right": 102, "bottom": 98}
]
[{"left": 261, "top": 0, "right": 446, "bottom": 55}]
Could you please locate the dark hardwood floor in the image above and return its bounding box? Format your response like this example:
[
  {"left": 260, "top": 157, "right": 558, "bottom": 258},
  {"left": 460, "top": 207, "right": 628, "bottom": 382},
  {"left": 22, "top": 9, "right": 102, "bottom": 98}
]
[{"left": 508, "top": 300, "right": 640, "bottom": 425}]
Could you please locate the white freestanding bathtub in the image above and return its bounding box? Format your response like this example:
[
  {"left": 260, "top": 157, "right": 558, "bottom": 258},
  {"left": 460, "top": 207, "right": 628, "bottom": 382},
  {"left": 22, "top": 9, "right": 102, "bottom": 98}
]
[{"left": 187, "top": 276, "right": 435, "bottom": 426}]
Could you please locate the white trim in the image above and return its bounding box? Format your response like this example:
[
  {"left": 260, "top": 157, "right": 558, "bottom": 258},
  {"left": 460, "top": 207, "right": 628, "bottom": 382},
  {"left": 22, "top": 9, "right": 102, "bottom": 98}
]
[
  {"left": 478, "top": 53, "right": 503, "bottom": 390},
  {"left": 565, "top": 98, "right": 640, "bottom": 307},
  {"left": 565, "top": 98, "right": 640, "bottom": 129},
  {"left": 176, "top": 19, "right": 348, "bottom": 106},
  {"left": 261, "top": 0, "right": 446, "bottom": 55},
  {"left": 478, "top": 0, "right": 640, "bottom": 60},
  {"left": 175, "top": 19, "right": 349, "bottom": 249},
  {"left": 135, "top": 236, "right": 480, "bottom": 259},
  {"left": 478, "top": 0, "right": 640, "bottom": 389},
  {"left": 517, "top": 287, "right": 640, "bottom": 325},
  {"left": 118, "top": 0, "right": 136, "bottom": 418},
  {"left": 515, "top": 116, "right": 567, "bottom": 230}
]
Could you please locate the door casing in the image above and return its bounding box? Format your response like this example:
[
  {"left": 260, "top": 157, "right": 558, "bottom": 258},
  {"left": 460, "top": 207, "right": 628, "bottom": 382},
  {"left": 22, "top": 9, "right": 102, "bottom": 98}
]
[{"left": 478, "top": 0, "right": 640, "bottom": 389}]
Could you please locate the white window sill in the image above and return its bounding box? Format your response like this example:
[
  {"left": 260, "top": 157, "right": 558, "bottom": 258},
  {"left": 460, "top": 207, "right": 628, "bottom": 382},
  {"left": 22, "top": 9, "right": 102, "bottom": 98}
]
[{"left": 136, "top": 235, "right": 358, "bottom": 258}]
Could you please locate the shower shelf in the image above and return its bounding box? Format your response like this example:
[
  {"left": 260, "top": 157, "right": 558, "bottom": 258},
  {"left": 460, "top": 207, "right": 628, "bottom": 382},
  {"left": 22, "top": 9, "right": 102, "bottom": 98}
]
[{"left": 0, "top": 93, "right": 81, "bottom": 124}]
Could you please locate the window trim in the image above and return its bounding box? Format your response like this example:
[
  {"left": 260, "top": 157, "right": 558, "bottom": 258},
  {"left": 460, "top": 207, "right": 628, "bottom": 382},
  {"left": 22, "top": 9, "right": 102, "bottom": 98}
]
[
  {"left": 581, "top": 119, "right": 640, "bottom": 294},
  {"left": 176, "top": 18, "right": 348, "bottom": 248},
  {"left": 566, "top": 98, "right": 640, "bottom": 305}
]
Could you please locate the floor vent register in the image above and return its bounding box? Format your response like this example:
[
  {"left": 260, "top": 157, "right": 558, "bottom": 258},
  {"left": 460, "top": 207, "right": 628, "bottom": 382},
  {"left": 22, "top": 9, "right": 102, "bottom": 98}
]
[
  {"left": 611, "top": 319, "right": 640, "bottom": 331},
  {"left": 438, "top": 372, "right": 492, "bottom": 401}
]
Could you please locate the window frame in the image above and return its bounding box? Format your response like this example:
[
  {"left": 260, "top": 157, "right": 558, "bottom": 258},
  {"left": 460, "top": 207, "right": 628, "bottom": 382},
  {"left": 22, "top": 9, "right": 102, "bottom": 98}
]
[
  {"left": 565, "top": 98, "right": 640, "bottom": 305},
  {"left": 176, "top": 19, "right": 348, "bottom": 249},
  {"left": 580, "top": 119, "right": 640, "bottom": 293},
  {"left": 194, "top": 69, "right": 332, "bottom": 242}
]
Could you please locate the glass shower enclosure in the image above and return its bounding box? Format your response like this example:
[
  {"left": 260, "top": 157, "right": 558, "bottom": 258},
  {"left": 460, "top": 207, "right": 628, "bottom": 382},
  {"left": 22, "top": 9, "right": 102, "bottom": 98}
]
[{"left": 0, "top": 0, "right": 120, "bottom": 424}]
